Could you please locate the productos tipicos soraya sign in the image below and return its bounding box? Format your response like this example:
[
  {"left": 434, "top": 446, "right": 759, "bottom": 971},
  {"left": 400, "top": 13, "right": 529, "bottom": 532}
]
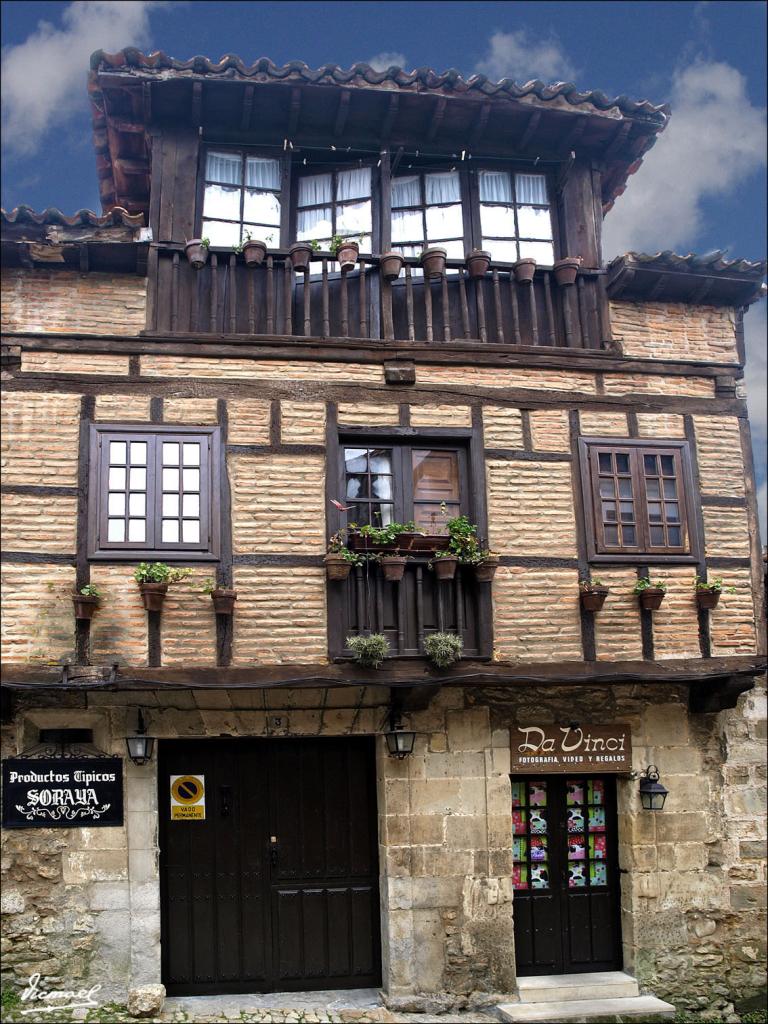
[
  {"left": 1, "top": 758, "right": 124, "bottom": 828},
  {"left": 510, "top": 725, "right": 632, "bottom": 774}
]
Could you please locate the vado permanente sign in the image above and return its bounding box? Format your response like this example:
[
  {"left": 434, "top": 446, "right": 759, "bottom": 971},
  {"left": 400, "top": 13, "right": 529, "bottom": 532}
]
[
  {"left": 510, "top": 724, "right": 632, "bottom": 774},
  {"left": 2, "top": 758, "right": 123, "bottom": 828}
]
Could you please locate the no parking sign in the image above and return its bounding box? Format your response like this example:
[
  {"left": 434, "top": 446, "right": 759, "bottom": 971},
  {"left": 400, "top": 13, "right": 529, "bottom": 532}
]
[{"left": 170, "top": 774, "right": 205, "bottom": 820}]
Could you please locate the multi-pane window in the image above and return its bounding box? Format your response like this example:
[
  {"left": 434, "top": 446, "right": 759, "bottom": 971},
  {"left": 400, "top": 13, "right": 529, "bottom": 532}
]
[
  {"left": 391, "top": 171, "right": 464, "bottom": 261},
  {"left": 580, "top": 439, "right": 694, "bottom": 561},
  {"left": 343, "top": 443, "right": 464, "bottom": 530},
  {"left": 89, "top": 426, "right": 219, "bottom": 560},
  {"left": 296, "top": 167, "right": 372, "bottom": 252},
  {"left": 478, "top": 170, "right": 554, "bottom": 264},
  {"left": 201, "top": 150, "right": 281, "bottom": 248}
]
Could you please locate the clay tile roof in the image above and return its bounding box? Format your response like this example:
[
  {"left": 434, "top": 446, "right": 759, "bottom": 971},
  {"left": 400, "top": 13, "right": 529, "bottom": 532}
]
[
  {"left": 1, "top": 205, "right": 145, "bottom": 228},
  {"left": 606, "top": 250, "right": 767, "bottom": 306},
  {"left": 89, "top": 47, "right": 671, "bottom": 124},
  {"left": 611, "top": 250, "right": 767, "bottom": 277}
]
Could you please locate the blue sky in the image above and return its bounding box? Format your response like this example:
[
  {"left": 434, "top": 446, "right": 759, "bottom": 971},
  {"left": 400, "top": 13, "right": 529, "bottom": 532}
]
[{"left": 2, "top": 0, "right": 766, "bottom": 532}]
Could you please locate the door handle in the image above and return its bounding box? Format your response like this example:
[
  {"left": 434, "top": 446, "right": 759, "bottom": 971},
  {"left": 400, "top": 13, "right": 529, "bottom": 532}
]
[
  {"left": 269, "top": 835, "right": 279, "bottom": 867},
  {"left": 220, "top": 785, "right": 232, "bottom": 818}
]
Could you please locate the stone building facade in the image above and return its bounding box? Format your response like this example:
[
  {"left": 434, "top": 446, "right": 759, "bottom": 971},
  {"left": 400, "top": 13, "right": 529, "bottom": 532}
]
[{"left": 1, "top": 50, "right": 766, "bottom": 1019}]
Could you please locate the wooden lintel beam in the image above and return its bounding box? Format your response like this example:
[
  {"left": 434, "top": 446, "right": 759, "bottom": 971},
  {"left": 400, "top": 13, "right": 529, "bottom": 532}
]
[
  {"left": 399, "top": 683, "right": 442, "bottom": 712},
  {"left": 426, "top": 97, "right": 447, "bottom": 142},
  {"left": 287, "top": 86, "right": 302, "bottom": 136},
  {"left": 380, "top": 93, "right": 400, "bottom": 141},
  {"left": 109, "top": 119, "right": 146, "bottom": 135},
  {"left": 470, "top": 101, "right": 492, "bottom": 147},
  {"left": 560, "top": 116, "right": 587, "bottom": 154},
  {"left": 142, "top": 82, "right": 152, "bottom": 125},
  {"left": 689, "top": 674, "right": 755, "bottom": 714},
  {"left": 604, "top": 121, "right": 633, "bottom": 161},
  {"left": 334, "top": 90, "right": 352, "bottom": 137},
  {"left": 191, "top": 81, "right": 203, "bottom": 126},
  {"left": 518, "top": 110, "right": 542, "bottom": 151},
  {"left": 114, "top": 158, "right": 149, "bottom": 176},
  {"left": 241, "top": 84, "right": 255, "bottom": 131}
]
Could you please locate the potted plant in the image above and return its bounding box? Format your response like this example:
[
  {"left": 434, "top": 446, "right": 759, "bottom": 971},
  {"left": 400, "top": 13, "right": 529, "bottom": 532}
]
[
  {"left": 380, "top": 554, "right": 409, "bottom": 582},
  {"left": 473, "top": 551, "right": 500, "bottom": 583},
  {"left": 185, "top": 238, "right": 210, "bottom": 269},
  {"left": 133, "top": 562, "right": 192, "bottom": 611},
  {"left": 420, "top": 246, "right": 448, "bottom": 280},
  {"left": 579, "top": 578, "right": 609, "bottom": 612},
  {"left": 633, "top": 576, "right": 668, "bottom": 611},
  {"left": 693, "top": 575, "right": 735, "bottom": 610},
  {"left": 424, "top": 632, "right": 463, "bottom": 668},
  {"left": 466, "top": 249, "right": 491, "bottom": 279},
  {"left": 380, "top": 251, "right": 405, "bottom": 281},
  {"left": 346, "top": 633, "right": 390, "bottom": 669},
  {"left": 72, "top": 584, "right": 102, "bottom": 621},
  {"left": 431, "top": 549, "right": 459, "bottom": 580},
  {"left": 202, "top": 578, "right": 238, "bottom": 614},
  {"left": 348, "top": 521, "right": 420, "bottom": 553},
  {"left": 331, "top": 235, "right": 360, "bottom": 273},
  {"left": 242, "top": 231, "right": 268, "bottom": 266},
  {"left": 513, "top": 257, "right": 537, "bottom": 284},
  {"left": 289, "top": 240, "right": 314, "bottom": 271},
  {"left": 553, "top": 256, "right": 582, "bottom": 287},
  {"left": 324, "top": 531, "right": 361, "bottom": 581}
]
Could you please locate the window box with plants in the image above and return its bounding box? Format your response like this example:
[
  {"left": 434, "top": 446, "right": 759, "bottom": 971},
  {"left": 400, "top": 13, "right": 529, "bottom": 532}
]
[
  {"left": 693, "top": 575, "right": 735, "bottom": 610},
  {"left": 72, "top": 584, "right": 102, "bottom": 621},
  {"left": 633, "top": 576, "right": 667, "bottom": 611},
  {"left": 434, "top": 508, "right": 499, "bottom": 583},
  {"left": 579, "top": 578, "right": 609, "bottom": 612},
  {"left": 202, "top": 578, "right": 238, "bottom": 614},
  {"left": 133, "top": 562, "right": 192, "bottom": 611},
  {"left": 347, "top": 521, "right": 421, "bottom": 554},
  {"left": 185, "top": 237, "right": 210, "bottom": 269}
]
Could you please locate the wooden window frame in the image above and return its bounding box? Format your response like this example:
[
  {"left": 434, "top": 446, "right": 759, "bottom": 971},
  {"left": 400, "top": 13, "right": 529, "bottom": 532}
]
[
  {"left": 389, "top": 166, "right": 473, "bottom": 258},
  {"left": 578, "top": 436, "right": 700, "bottom": 565},
  {"left": 467, "top": 163, "right": 559, "bottom": 265},
  {"left": 88, "top": 424, "right": 221, "bottom": 562},
  {"left": 196, "top": 145, "right": 285, "bottom": 246}
]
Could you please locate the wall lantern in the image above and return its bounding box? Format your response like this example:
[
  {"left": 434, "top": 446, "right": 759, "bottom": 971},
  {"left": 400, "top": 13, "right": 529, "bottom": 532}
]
[
  {"left": 125, "top": 709, "right": 155, "bottom": 766},
  {"left": 638, "top": 764, "right": 668, "bottom": 811},
  {"left": 384, "top": 708, "right": 415, "bottom": 759}
]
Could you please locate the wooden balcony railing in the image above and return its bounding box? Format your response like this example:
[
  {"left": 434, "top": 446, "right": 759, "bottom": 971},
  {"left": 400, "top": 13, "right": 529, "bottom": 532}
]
[{"left": 148, "top": 246, "right": 611, "bottom": 348}]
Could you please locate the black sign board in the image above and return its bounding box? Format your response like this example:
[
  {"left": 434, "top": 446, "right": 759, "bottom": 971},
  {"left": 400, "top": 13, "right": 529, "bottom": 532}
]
[{"left": 2, "top": 758, "right": 124, "bottom": 829}]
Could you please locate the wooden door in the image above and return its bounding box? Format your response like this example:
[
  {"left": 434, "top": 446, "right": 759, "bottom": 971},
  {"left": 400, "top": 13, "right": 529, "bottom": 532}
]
[
  {"left": 512, "top": 776, "right": 622, "bottom": 976},
  {"left": 159, "top": 737, "right": 380, "bottom": 995}
]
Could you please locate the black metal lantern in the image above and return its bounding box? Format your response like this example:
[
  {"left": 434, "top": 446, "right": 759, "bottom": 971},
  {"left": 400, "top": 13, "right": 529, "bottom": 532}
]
[
  {"left": 384, "top": 708, "right": 415, "bottom": 759},
  {"left": 638, "top": 764, "right": 668, "bottom": 811},
  {"left": 125, "top": 709, "right": 155, "bottom": 766}
]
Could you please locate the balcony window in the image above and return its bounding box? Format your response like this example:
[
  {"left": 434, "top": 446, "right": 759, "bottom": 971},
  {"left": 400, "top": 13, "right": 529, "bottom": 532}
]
[
  {"left": 295, "top": 167, "right": 372, "bottom": 253},
  {"left": 391, "top": 170, "right": 465, "bottom": 261},
  {"left": 478, "top": 170, "right": 554, "bottom": 265},
  {"left": 201, "top": 150, "right": 281, "bottom": 248}
]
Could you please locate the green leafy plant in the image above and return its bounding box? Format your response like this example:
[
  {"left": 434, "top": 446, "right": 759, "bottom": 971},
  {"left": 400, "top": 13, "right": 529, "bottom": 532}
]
[
  {"left": 308, "top": 239, "right": 322, "bottom": 251},
  {"left": 433, "top": 548, "right": 458, "bottom": 560},
  {"left": 580, "top": 577, "right": 606, "bottom": 591},
  {"left": 200, "top": 237, "right": 210, "bottom": 248},
  {"left": 693, "top": 575, "right": 736, "bottom": 593},
  {"left": 346, "top": 633, "right": 390, "bottom": 668},
  {"left": 633, "top": 576, "right": 668, "bottom": 594},
  {"left": 133, "top": 562, "right": 193, "bottom": 586},
  {"left": 351, "top": 521, "right": 418, "bottom": 547},
  {"left": 330, "top": 234, "right": 363, "bottom": 255},
  {"left": 79, "top": 584, "right": 102, "bottom": 598},
  {"left": 424, "top": 632, "right": 463, "bottom": 668},
  {"left": 327, "top": 530, "right": 363, "bottom": 565},
  {"left": 201, "top": 578, "right": 218, "bottom": 594}
]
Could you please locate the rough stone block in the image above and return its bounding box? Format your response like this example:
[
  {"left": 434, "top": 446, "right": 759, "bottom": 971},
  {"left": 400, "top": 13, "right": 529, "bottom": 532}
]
[{"left": 445, "top": 708, "right": 490, "bottom": 751}]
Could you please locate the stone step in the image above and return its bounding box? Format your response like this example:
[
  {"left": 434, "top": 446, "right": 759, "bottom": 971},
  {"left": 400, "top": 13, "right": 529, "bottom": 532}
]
[
  {"left": 516, "top": 972, "right": 640, "bottom": 1003},
  {"left": 494, "top": 995, "right": 676, "bottom": 1022}
]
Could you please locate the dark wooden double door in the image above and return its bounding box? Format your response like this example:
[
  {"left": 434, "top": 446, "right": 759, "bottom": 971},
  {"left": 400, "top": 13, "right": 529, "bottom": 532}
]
[
  {"left": 513, "top": 776, "right": 622, "bottom": 976},
  {"left": 159, "top": 737, "right": 381, "bottom": 994}
]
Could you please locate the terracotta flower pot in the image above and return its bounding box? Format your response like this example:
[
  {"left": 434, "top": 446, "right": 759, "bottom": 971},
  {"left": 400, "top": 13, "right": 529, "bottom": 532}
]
[
  {"left": 72, "top": 594, "right": 99, "bottom": 620},
  {"left": 433, "top": 556, "right": 458, "bottom": 580},
  {"left": 466, "top": 251, "right": 491, "bottom": 279},
  {"left": 335, "top": 240, "right": 359, "bottom": 273},
  {"left": 211, "top": 589, "right": 237, "bottom": 614},
  {"left": 553, "top": 257, "right": 581, "bottom": 287},
  {"left": 381, "top": 555, "right": 408, "bottom": 582},
  {"left": 325, "top": 554, "right": 352, "bottom": 581},
  {"left": 185, "top": 240, "right": 209, "bottom": 269},
  {"left": 289, "top": 241, "right": 313, "bottom": 271},
  {"left": 380, "top": 252, "right": 404, "bottom": 281},
  {"left": 513, "top": 258, "right": 537, "bottom": 284},
  {"left": 580, "top": 587, "right": 609, "bottom": 612},
  {"left": 243, "top": 240, "right": 267, "bottom": 266},
  {"left": 474, "top": 555, "right": 500, "bottom": 583},
  {"left": 420, "top": 246, "right": 448, "bottom": 280},
  {"left": 638, "top": 588, "right": 665, "bottom": 611},
  {"left": 138, "top": 582, "right": 168, "bottom": 611},
  {"left": 696, "top": 589, "right": 721, "bottom": 610}
]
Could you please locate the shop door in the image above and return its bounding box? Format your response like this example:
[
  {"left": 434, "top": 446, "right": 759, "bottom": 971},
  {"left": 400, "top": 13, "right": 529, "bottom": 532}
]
[
  {"left": 159, "top": 737, "right": 380, "bottom": 995},
  {"left": 512, "top": 776, "right": 622, "bottom": 976}
]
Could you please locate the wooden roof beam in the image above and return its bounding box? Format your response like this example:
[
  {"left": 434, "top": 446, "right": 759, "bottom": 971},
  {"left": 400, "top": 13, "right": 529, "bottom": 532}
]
[
  {"left": 241, "top": 84, "right": 255, "bottom": 131},
  {"left": 604, "top": 121, "right": 633, "bottom": 161},
  {"left": 380, "top": 93, "right": 400, "bottom": 142},
  {"left": 560, "top": 115, "right": 587, "bottom": 154},
  {"left": 288, "top": 86, "right": 302, "bottom": 136},
  {"left": 334, "top": 89, "right": 352, "bottom": 137},
  {"left": 426, "top": 96, "right": 447, "bottom": 142},
  {"left": 191, "top": 81, "right": 202, "bottom": 127},
  {"left": 518, "top": 110, "right": 542, "bottom": 151},
  {"left": 690, "top": 277, "right": 714, "bottom": 304},
  {"left": 647, "top": 275, "right": 667, "bottom": 301},
  {"left": 470, "top": 101, "right": 492, "bottom": 147}
]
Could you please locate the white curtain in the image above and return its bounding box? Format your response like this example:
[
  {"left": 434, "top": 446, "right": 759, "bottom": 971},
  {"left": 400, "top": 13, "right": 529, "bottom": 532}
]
[
  {"left": 337, "top": 200, "right": 372, "bottom": 235},
  {"left": 337, "top": 167, "right": 371, "bottom": 201},
  {"left": 425, "top": 203, "right": 463, "bottom": 240},
  {"left": 479, "top": 170, "right": 513, "bottom": 203},
  {"left": 297, "top": 207, "right": 332, "bottom": 241},
  {"left": 298, "top": 173, "right": 332, "bottom": 207},
  {"left": 425, "top": 170, "right": 460, "bottom": 205},
  {"left": 516, "top": 173, "right": 548, "bottom": 206},
  {"left": 206, "top": 151, "right": 241, "bottom": 185},
  {"left": 391, "top": 208, "right": 423, "bottom": 243},
  {"left": 245, "top": 157, "right": 281, "bottom": 190},
  {"left": 392, "top": 175, "right": 421, "bottom": 208},
  {"left": 517, "top": 205, "right": 552, "bottom": 240}
]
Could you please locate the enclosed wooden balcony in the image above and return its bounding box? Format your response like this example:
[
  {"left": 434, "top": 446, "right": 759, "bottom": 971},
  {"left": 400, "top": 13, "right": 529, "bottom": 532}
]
[{"left": 146, "top": 246, "right": 611, "bottom": 348}]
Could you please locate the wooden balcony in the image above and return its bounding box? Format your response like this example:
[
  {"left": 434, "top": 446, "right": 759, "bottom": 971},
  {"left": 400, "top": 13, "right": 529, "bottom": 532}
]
[{"left": 147, "top": 246, "right": 611, "bottom": 348}]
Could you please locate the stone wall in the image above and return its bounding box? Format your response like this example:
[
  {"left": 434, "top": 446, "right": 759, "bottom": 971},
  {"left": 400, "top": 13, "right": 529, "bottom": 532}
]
[{"left": 610, "top": 300, "right": 739, "bottom": 364}]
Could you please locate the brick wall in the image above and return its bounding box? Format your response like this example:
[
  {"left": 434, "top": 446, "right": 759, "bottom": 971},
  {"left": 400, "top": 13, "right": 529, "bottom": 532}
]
[{"left": 610, "top": 300, "right": 739, "bottom": 363}]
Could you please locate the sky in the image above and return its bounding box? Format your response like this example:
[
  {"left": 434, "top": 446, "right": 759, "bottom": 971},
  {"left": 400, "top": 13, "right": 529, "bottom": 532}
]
[{"left": 1, "top": 0, "right": 766, "bottom": 535}]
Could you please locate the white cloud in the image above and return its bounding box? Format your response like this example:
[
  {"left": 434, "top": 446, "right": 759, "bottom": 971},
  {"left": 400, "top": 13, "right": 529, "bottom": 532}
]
[
  {"left": 366, "top": 52, "right": 407, "bottom": 72},
  {"left": 743, "top": 300, "right": 767, "bottom": 542},
  {"left": 602, "top": 61, "right": 767, "bottom": 257},
  {"left": 1, "top": 1, "right": 166, "bottom": 157},
  {"left": 474, "top": 30, "right": 577, "bottom": 83}
]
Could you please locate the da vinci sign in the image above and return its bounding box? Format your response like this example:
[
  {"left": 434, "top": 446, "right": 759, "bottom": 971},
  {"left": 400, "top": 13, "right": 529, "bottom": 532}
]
[{"left": 510, "top": 724, "right": 632, "bottom": 774}]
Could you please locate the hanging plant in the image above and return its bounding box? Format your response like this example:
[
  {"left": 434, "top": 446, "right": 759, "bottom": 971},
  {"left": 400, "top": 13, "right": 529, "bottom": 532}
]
[
  {"left": 693, "top": 575, "right": 735, "bottom": 610},
  {"left": 420, "top": 246, "right": 448, "bottom": 279},
  {"left": 201, "top": 578, "right": 238, "bottom": 614},
  {"left": 346, "top": 633, "right": 390, "bottom": 669},
  {"left": 424, "top": 632, "right": 463, "bottom": 668},
  {"left": 72, "top": 584, "right": 102, "bottom": 621},
  {"left": 289, "top": 241, "right": 314, "bottom": 271},
  {"left": 133, "top": 562, "right": 192, "bottom": 611},
  {"left": 330, "top": 235, "right": 361, "bottom": 272},
  {"left": 380, "top": 554, "right": 409, "bottom": 582},
  {"left": 184, "top": 238, "right": 210, "bottom": 269},
  {"left": 633, "top": 576, "right": 668, "bottom": 611},
  {"left": 553, "top": 256, "right": 582, "bottom": 287},
  {"left": 431, "top": 550, "right": 459, "bottom": 580},
  {"left": 579, "top": 578, "right": 609, "bottom": 612},
  {"left": 380, "top": 251, "right": 405, "bottom": 281},
  {"left": 324, "top": 530, "right": 362, "bottom": 581},
  {"left": 513, "top": 258, "right": 536, "bottom": 284},
  {"left": 466, "top": 249, "right": 491, "bottom": 279}
]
